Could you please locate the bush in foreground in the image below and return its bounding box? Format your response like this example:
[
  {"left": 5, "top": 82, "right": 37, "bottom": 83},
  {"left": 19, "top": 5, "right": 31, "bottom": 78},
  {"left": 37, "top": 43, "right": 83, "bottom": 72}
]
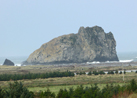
[
  {"left": 0, "top": 81, "right": 34, "bottom": 98},
  {"left": 1, "top": 79, "right": 137, "bottom": 98},
  {"left": 55, "top": 79, "right": 137, "bottom": 98},
  {"left": 40, "top": 89, "right": 55, "bottom": 98}
]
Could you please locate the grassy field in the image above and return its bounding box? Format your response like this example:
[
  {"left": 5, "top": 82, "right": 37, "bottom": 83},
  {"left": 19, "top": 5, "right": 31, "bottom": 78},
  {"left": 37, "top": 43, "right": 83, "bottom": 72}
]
[
  {"left": 0, "top": 64, "right": 137, "bottom": 74},
  {"left": 28, "top": 83, "right": 127, "bottom": 95},
  {"left": 0, "top": 72, "right": 137, "bottom": 93},
  {"left": 0, "top": 64, "right": 137, "bottom": 96},
  {"left": 0, "top": 72, "right": 135, "bottom": 88}
]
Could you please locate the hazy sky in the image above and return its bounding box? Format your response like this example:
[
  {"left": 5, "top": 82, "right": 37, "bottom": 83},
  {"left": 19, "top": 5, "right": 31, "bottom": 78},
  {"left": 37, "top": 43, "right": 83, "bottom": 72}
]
[{"left": 0, "top": 0, "right": 137, "bottom": 57}]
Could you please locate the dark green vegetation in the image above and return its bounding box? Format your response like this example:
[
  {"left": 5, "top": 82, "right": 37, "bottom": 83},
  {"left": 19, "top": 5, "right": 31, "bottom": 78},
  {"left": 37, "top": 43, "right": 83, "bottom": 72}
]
[
  {"left": 1, "top": 79, "right": 137, "bottom": 98},
  {"left": 36, "top": 79, "right": 137, "bottom": 98},
  {"left": 1, "top": 65, "right": 137, "bottom": 97},
  {"left": 0, "top": 71, "right": 74, "bottom": 81},
  {"left": 0, "top": 69, "right": 127, "bottom": 81},
  {"left": 87, "top": 71, "right": 105, "bottom": 75},
  {"left": 0, "top": 81, "right": 34, "bottom": 98}
]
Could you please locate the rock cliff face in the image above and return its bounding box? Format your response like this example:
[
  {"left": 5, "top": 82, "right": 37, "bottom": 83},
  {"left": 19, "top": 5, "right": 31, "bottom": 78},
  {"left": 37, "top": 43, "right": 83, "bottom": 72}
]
[{"left": 25, "top": 26, "right": 119, "bottom": 65}]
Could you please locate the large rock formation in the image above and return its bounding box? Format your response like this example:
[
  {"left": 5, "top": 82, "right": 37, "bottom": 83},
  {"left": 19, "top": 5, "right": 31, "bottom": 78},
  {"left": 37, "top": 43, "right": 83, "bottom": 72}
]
[
  {"left": 3, "top": 59, "right": 14, "bottom": 66},
  {"left": 25, "top": 26, "right": 119, "bottom": 65}
]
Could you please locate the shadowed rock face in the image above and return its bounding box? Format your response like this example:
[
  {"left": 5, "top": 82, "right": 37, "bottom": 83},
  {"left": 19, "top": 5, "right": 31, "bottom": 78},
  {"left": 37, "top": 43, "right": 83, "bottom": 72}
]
[
  {"left": 25, "top": 26, "right": 119, "bottom": 65},
  {"left": 3, "top": 59, "right": 14, "bottom": 66}
]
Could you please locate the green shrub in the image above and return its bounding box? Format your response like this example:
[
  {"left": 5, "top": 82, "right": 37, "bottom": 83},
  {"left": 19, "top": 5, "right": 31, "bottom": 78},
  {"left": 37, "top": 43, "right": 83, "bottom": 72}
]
[
  {"left": 93, "top": 71, "right": 98, "bottom": 75},
  {"left": 115, "top": 70, "right": 118, "bottom": 74},
  {"left": 88, "top": 71, "right": 92, "bottom": 75},
  {"left": 108, "top": 71, "right": 114, "bottom": 74},
  {"left": 7, "top": 81, "right": 34, "bottom": 98},
  {"left": 119, "top": 71, "right": 122, "bottom": 74},
  {"left": 40, "top": 89, "right": 55, "bottom": 98},
  {"left": 127, "top": 79, "right": 137, "bottom": 92},
  {"left": 124, "top": 70, "right": 126, "bottom": 74},
  {"left": 99, "top": 71, "right": 105, "bottom": 75},
  {"left": 0, "top": 87, "right": 6, "bottom": 98}
]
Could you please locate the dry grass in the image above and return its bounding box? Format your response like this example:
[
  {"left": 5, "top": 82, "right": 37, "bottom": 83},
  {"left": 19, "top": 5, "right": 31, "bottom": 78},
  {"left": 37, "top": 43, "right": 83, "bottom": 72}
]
[
  {"left": 113, "top": 92, "right": 137, "bottom": 98},
  {"left": 0, "top": 64, "right": 137, "bottom": 95},
  {"left": 128, "top": 93, "right": 137, "bottom": 98},
  {"left": 0, "top": 72, "right": 137, "bottom": 89},
  {"left": 0, "top": 65, "right": 81, "bottom": 74},
  {"left": 0, "top": 64, "right": 137, "bottom": 75}
]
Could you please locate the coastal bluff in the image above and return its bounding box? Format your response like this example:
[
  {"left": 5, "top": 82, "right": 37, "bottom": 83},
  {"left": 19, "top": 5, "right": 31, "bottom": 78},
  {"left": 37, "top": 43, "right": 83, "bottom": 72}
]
[{"left": 24, "top": 26, "right": 119, "bottom": 65}]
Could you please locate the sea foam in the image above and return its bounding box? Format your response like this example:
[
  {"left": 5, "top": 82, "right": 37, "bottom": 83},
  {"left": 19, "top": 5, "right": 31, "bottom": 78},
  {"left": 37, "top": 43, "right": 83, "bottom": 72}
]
[
  {"left": 14, "top": 64, "right": 21, "bottom": 66},
  {"left": 119, "top": 59, "right": 133, "bottom": 63},
  {"left": 87, "top": 61, "right": 100, "bottom": 64}
]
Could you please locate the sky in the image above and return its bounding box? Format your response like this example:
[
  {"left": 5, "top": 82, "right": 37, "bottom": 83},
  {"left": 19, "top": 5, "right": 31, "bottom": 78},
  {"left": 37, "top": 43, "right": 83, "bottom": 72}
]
[{"left": 0, "top": 0, "right": 137, "bottom": 57}]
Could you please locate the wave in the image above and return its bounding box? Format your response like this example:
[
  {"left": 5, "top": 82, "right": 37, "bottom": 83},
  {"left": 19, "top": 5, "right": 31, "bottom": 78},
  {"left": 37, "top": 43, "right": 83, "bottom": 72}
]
[
  {"left": 105, "top": 61, "right": 119, "bottom": 63},
  {"left": 119, "top": 59, "right": 133, "bottom": 63},
  {"left": 87, "top": 61, "right": 100, "bottom": 64},
  {"left": 0, "top": 64, "right": 22, "bottom": 66},
  {"left": 14, "top": 64, "right": 21, "bottom": 66}
]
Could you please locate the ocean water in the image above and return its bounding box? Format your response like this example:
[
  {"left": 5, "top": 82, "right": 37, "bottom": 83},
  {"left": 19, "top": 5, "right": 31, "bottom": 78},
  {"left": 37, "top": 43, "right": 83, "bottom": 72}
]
[
  {"left": 117, "top": 52, "right": 137, "bottom": 62},
  {"left": 0, "top": 52, "right": 137, "bottom": 66},
  {"left": 0, "top": 56, "right": 27, "bottom": 66}
]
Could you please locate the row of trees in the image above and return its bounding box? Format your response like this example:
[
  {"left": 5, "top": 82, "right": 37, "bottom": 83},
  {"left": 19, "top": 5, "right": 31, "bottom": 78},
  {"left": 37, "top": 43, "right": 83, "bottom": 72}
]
[
  {"left": 0, "top": 81, "right": 34, "bottom": 98},
  {"left": 0, "top": 79, "right": 137, "bottom": 98},
  {"left": 114, "top": 70, "right": 126, "bottom": 74},
  {"left": 76, "top": 72, "right": 86, "bottom": 75},
  {"left": 77, "top": 70, "right": 127, "bottom": 76},
  {"left": 88, "top": 71, "right": 105, "bottom": 75},
  {"left": 0, "top": 71, "right": 74, "bottom": 81},
  {"left": 54, "top": 79, "right": 137, "bottom": 98}
]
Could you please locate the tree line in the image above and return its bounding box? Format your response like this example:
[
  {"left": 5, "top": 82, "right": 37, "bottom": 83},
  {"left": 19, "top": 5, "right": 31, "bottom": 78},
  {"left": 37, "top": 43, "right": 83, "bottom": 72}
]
[
  {"left": 0, "top": 79, "right": 137, "bottom": 98},
  {"left": 77, "top": 70, "right": 127, "bottom": 75},
  {"left": 0, "top": 71, "right": 74, "bottom": 81},
  {"left": 55, "top": 79, "right": 137, "bottom": 98},
  {"left": 88, "top": 71, "right": 105, "bottom": 75},
  {"left": 0, "top": 69, "right": 135, "bottom": 81}
]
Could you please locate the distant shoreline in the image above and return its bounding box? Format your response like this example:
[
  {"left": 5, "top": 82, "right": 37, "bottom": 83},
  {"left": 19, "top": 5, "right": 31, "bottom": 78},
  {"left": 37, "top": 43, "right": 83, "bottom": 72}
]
[
  {"left": 19, "top": 61, "right": 137, "bottom": 67},
  {"left": 0, "top": 51, "right": 137, "bottom": 66}
]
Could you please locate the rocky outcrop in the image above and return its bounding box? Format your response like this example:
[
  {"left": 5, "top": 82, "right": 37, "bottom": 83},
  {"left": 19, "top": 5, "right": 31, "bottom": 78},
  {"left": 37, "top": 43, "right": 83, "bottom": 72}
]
[
  {"left": 25, "top": 26, "right": 119, "bottom": 65},
  {"left": 3, "top": 59, "right": 14, "bottom": 66}
]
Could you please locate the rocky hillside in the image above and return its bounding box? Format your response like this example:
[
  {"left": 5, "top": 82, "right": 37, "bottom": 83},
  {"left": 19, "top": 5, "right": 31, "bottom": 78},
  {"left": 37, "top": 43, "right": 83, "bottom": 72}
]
[{"left": 24, "top": 26, "right": 119, "bottom": 65}]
